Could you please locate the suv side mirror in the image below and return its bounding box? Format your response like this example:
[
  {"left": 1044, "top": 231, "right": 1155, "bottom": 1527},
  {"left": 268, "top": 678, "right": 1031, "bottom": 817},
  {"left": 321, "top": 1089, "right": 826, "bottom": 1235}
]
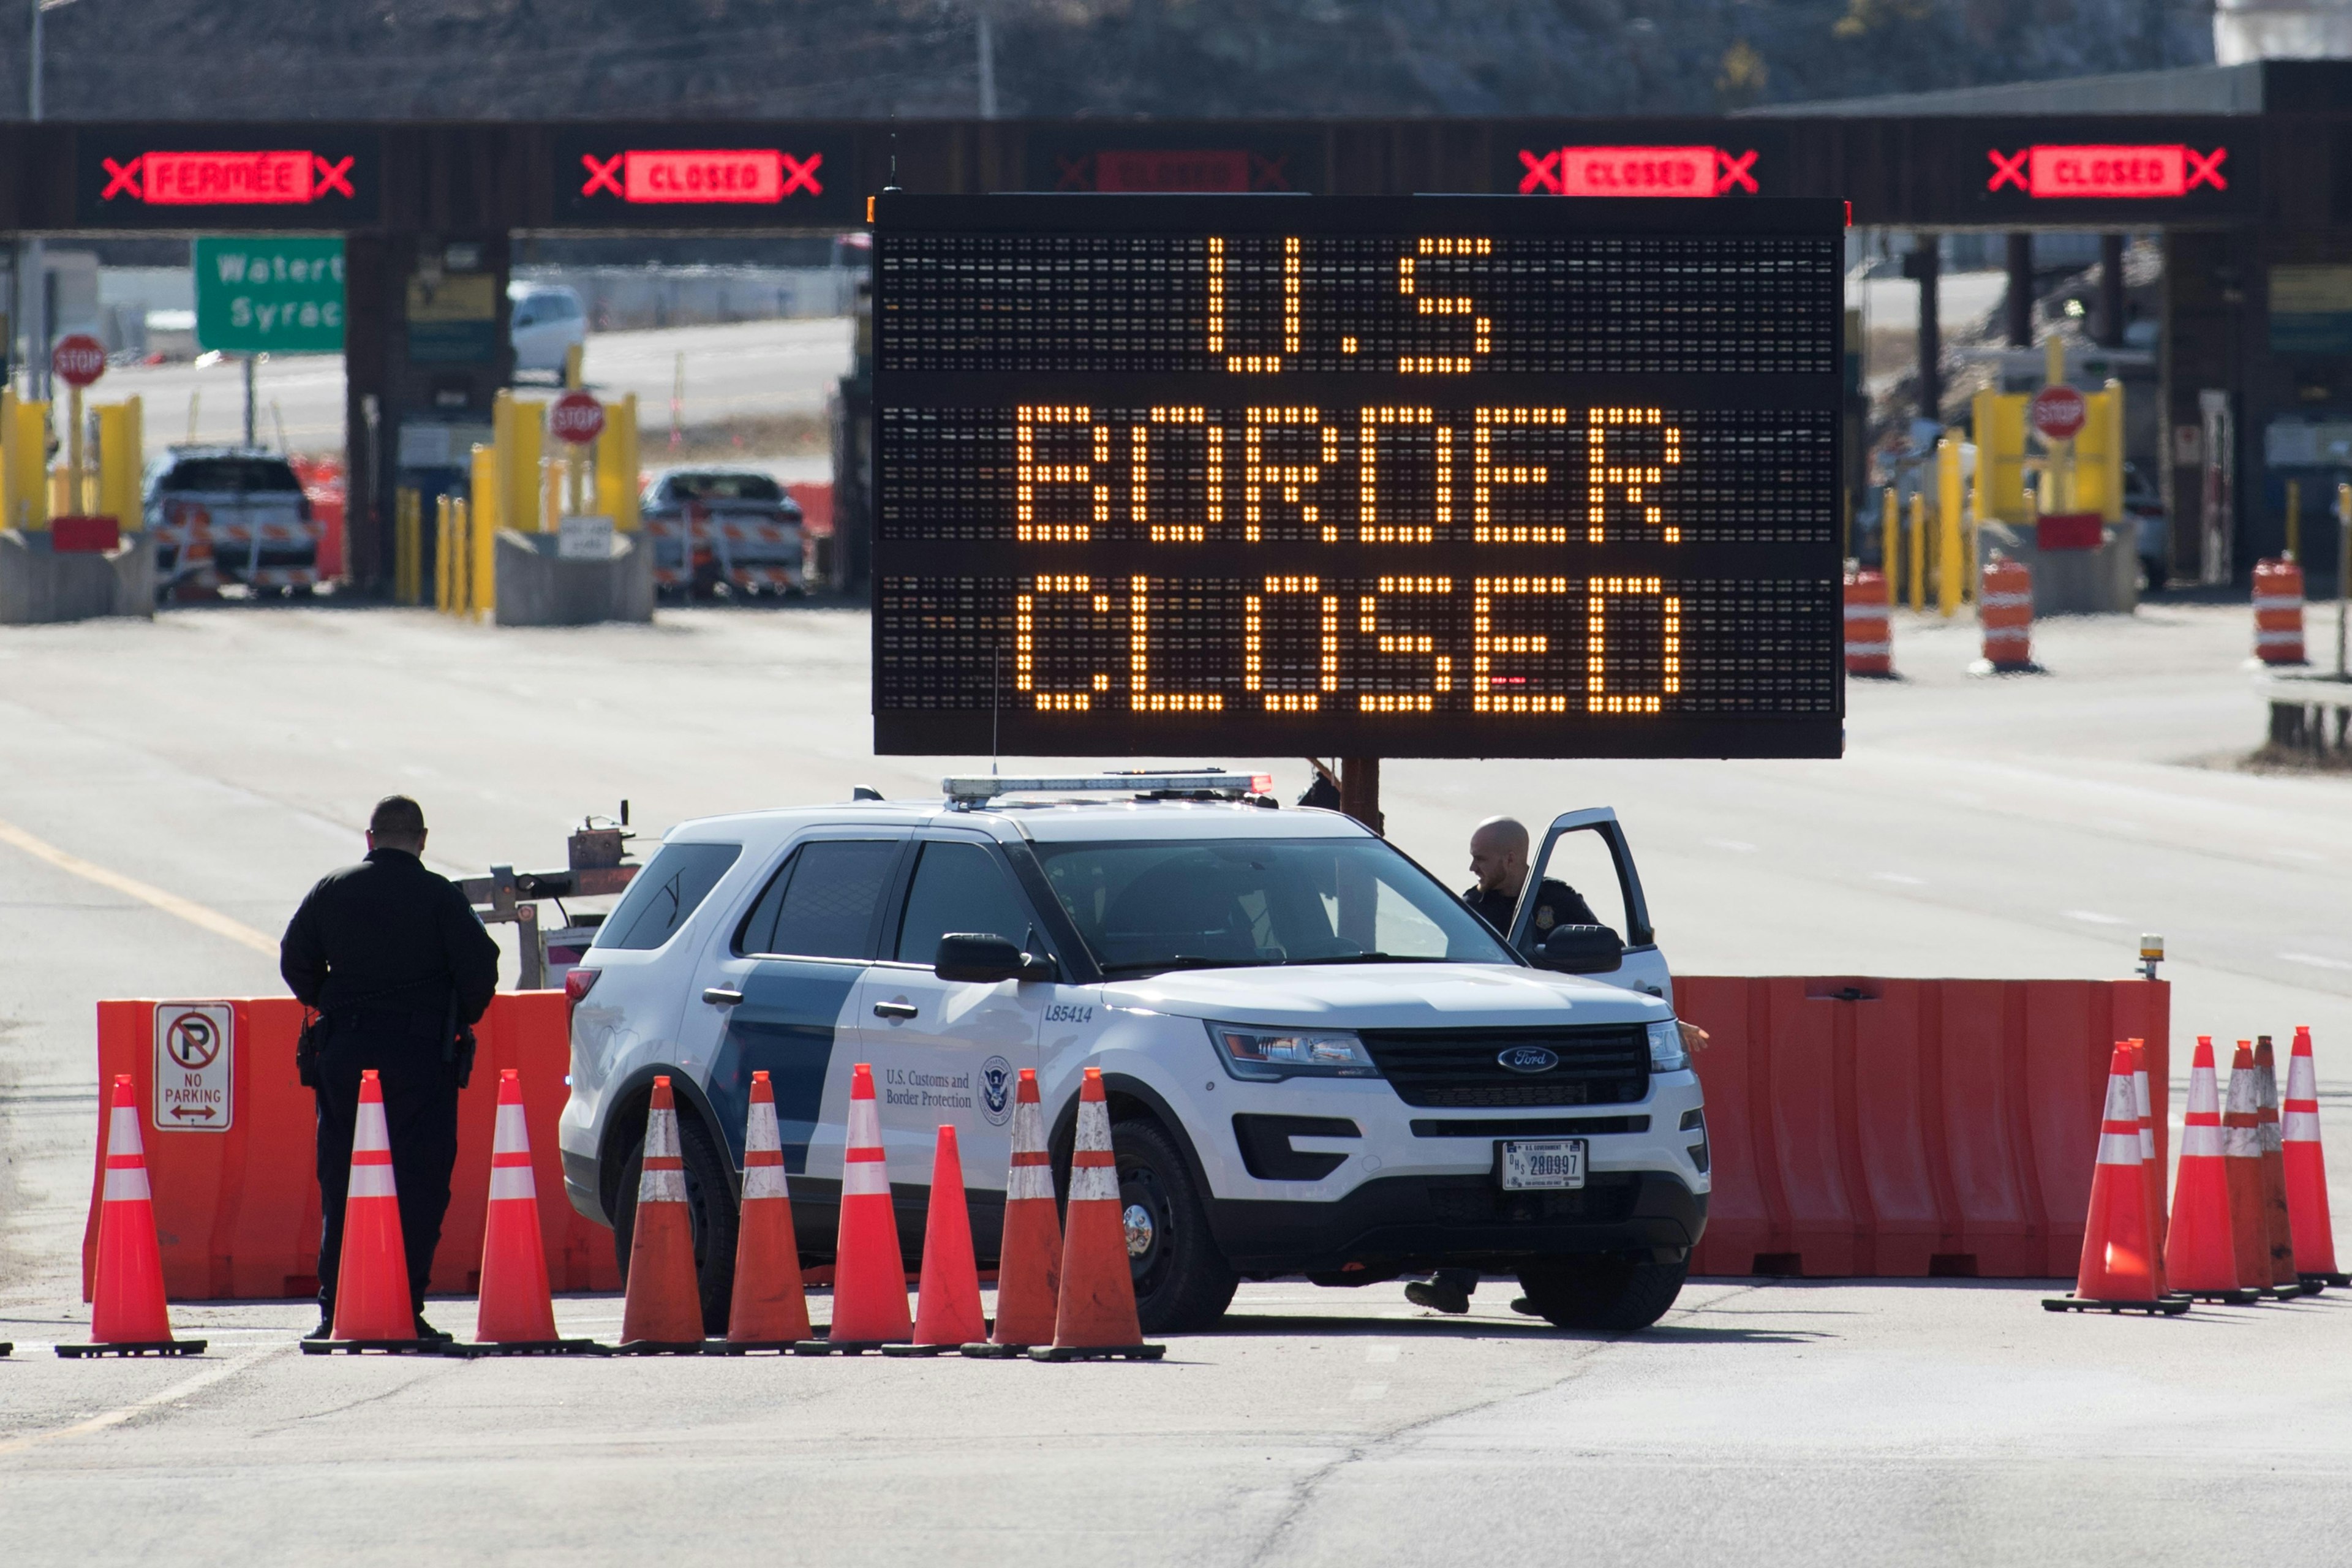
[
  {"left": 935, "top": 932, "right": 1058, "bottom": 984},
  {"left": 1534, "top": 923, "right": 1625, "bottom": 975}
]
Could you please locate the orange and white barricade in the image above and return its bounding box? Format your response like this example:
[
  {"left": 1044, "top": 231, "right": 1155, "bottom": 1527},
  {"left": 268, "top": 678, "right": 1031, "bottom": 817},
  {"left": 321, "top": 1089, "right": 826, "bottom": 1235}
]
[
  {"left": 1977, "top": 552, "right": 2035, "bottom": 673},
  {"left": 2253, "top": 557, "right": 2307, "bottom": 665},
  {"left": 1843, "top": 567, "right": 1893, "bottom": 677}
]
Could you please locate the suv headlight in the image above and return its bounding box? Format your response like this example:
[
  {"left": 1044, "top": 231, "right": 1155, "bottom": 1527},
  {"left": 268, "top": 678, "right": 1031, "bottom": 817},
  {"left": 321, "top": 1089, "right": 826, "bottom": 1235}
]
[
  {"left": 1646, "top": 1018, "right": 1689, "bottom": 1074},
  {"left": 1208, "top": 1022, "right": 1378, "bottom": 1082}
]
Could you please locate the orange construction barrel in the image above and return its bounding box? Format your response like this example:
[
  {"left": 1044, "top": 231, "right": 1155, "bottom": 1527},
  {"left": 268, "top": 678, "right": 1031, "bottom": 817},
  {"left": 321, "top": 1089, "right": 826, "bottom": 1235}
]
[
  {"left": 1844, "top": 566, "right": 1893, "bottom": 677},
  {"left": 1978, "top": 552, "right": 2035, "bottom": 673},
  {"left": 2253, "top": 557, "right": 2307, "bottom": 665}
]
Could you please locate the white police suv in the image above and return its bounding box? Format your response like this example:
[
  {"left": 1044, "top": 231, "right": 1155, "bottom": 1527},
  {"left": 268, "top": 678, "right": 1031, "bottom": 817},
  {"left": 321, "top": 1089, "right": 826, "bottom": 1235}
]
[{"left": 559, "top": 772, "right": 1707, "bottom": 1335}]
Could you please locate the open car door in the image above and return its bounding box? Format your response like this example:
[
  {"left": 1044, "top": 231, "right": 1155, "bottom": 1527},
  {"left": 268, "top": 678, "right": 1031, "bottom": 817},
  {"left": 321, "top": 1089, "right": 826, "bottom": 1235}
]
[{"left": 1504, "top": 808, "right": 1672, "bottom": 1006}]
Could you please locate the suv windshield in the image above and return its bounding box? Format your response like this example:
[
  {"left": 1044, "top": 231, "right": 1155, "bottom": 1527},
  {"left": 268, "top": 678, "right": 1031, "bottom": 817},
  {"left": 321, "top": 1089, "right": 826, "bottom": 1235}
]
[
  {"left": 162, "top": 458, "right": 301, "bottom": 493},
  {"left": 1033, "top": 837, "right": 1512, "bottom": 975},
  {"left": 666, "top": 473, "right": 785, "bottom": 503}
]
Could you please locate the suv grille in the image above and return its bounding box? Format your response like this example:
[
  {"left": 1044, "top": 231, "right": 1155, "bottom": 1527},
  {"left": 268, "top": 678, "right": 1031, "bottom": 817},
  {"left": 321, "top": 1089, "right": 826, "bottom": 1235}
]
[{"left": 1360, "top": 1025, "right": 1649, "bottom": 1108}]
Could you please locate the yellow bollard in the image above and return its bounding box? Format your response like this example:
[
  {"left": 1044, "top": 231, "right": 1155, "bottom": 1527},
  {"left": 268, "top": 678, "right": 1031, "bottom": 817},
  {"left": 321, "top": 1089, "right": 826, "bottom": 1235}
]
[
  {"left": 1881, "top": 485, "right": 1899, "bottom": 606},
  {"left": 2286, "top": 478, "right": 2301, "bottom": 564},
  {"left": 434, "top": 493, "right": 453, "bottom": 612},
  {"left": 1937, "top": 434, "right": 1965, "bottom": 618},
  {"left": 562, "top": 341, "right": 584, "bottom": 391},
  {"left": 1907, "top": 491, "right": 1926, "bottom": 613},
  {"left": 470, "top": 442, "right": 499, "bottom": 617},
  {"left": 542, "top": 450, "right": 562, "bottom": 531},
  {"left": 12, "top": 398, "right": 51, "bottom": 529}
]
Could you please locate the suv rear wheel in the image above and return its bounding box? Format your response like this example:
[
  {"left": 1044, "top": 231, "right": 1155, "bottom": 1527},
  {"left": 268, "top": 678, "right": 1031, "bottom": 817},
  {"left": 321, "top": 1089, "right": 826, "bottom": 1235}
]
[
  {"left": 1515, "top": 1253, "right": 1687, "bottom": 1332},
  {"left": 612, "top": 1107, "right": 738, "bottom": 1335},
  {"left": 1114, "top": 1117, "right": 1237, "bottom": 1334}
]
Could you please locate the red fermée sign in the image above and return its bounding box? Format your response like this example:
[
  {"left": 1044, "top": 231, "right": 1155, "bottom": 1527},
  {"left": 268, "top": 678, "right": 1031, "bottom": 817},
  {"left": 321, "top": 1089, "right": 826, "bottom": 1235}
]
[
  {"left": 1094, "top": 150, "right": 1252, "bottom": 192},
  {"left": 148, "top": 151, "right": 313, "bottom": 205}
]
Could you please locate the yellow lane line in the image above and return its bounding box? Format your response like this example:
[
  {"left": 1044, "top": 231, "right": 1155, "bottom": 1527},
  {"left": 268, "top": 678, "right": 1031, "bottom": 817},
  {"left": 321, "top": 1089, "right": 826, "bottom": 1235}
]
[
  {"left": 0, "top": 816, "right": 279, "bottom": 957},
  {"left": 0, "top": 1347, "right": 284, "bottom": 1455}
]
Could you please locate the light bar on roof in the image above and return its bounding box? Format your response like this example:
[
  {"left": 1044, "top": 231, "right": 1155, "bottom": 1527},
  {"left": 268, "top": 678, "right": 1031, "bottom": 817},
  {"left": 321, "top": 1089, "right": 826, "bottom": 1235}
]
[{"left": 944, "top": 770, "right": 1275, "bottom": 803}]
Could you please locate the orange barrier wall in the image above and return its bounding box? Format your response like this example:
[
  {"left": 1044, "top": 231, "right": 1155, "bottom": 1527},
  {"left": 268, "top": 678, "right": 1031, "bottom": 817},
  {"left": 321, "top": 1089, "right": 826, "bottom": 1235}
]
[
  {"left": 1677, "top": 977, "right": 2169, "bottom": 1278},
  {"left": 83, "top": 993, "right": 620, "bottom": 1302}
]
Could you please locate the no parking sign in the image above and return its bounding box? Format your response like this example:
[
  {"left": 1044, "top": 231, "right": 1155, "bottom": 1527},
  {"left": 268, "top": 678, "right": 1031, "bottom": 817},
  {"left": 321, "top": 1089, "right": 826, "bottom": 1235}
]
[{"left": 153, "top": 1003, "right": 234, "bottom": 1131}]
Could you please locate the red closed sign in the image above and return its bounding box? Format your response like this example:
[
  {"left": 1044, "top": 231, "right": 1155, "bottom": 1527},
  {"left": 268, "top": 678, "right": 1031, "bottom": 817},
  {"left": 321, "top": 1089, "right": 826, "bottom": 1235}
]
[
  {"left": 549, "top": 390, "right": 606, "bottom": 445},
  {"left": 51, "top": 333, "right": 107, "bottom": 387},
  {"left": 2031, "top": 385, "right": 2086, "bottom": 442}
]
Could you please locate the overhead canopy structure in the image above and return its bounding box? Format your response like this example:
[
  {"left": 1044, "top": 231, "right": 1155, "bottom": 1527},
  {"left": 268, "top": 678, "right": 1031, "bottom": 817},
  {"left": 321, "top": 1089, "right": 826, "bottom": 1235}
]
[{"left": 0, "top": 56, "right": 2342, "bottom": 590}]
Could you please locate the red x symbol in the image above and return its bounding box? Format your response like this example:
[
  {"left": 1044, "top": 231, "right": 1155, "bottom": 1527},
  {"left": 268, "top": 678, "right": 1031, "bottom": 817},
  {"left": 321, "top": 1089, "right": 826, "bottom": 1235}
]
[
  {"left": 2185, "top": 146, "right": 2228, "bottom": 191},
  {"left": 1986, "top": 148, "right": 2029, "bottom": 192},
  {"left": 1517, "top": 148, "right": 1562, "bottom": 195},
  {"left": 100, "top": 155, "right": 143, "bottom": 201},
  {"left": 778, "top": 152, "right": 823, "bottom": 197},
  {"left": 1054, "top": 154, "right": 1095, "bottom": 191},
  {"left": 1248, "top": 152, "right": 1291, "bottom": 192},
  {"left": 1714, "top": 148, "right": 1759, "bottom": 195},
  {"left": 312, "top": 156, "right": 355, "bottom": 198},
  {"left": 580, "top": 153, "right": 624, "bottom": 198}
]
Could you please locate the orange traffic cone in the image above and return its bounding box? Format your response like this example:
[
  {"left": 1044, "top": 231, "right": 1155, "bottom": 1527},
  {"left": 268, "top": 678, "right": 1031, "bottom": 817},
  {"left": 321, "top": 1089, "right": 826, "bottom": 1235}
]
[
  {"left": 723, "top": 1070, "right": 812, "bottom": 1351},
  {"left": 59, "top": 1075, "right": 205, "bottom": 1357},
  {"left": 2163, "top": 1038, "right": 2254, "bottom": 1303},
  {"left": 816, "top": 1062, "right": 912, "bottom": 1351},
  {"left": 2127, "top": 1041, "right": 2168, "bottom": 1294},
  {"left": 304, "top": 1068, "right": 434, "bottom": 1351},
  {"left": 461, "top": 1069, "right": 597, "bottom": 1355},
  {"left": 2254, "top": 1037, "right": 2313, "bottom": 1295},
  {"left": 967, "top": 1067, "right": 1061, "bottom": 1357},
  {"left": 2283, "top": 1027, "right": 2347, "bottom": 1286},
  {"left": 2222, "top": 1043, "right": 2291, "bottom": 1301},
  {"left": 617, "top": 1076, "right": 709, "bottom": 1352},
  {"left": 2045, "top": 1046, "right": 2186, "bottom": 1315},
  {"left": 888, "top": 1125, "right": 986, "bottom": 1355},
  {"left": 1037, "top": 1066, "right": 1168, "bottom": 1357}
]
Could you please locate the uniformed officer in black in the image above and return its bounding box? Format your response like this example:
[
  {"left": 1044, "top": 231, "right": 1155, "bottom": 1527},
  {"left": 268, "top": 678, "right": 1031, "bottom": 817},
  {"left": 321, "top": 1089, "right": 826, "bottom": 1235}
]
[
  {"left": 1460, "top": 813, "right": 1600, "bottom": 943},
  {"left": 1407, "top": 815, "right": 1604, "bottom": 1318},
  {"left": 281, "top": 795, "right": 500, "bottom": 1340}
]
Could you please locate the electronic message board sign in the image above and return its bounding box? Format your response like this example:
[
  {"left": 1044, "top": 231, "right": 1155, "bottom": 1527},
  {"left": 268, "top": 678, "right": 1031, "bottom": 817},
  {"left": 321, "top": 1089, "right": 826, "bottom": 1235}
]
[
  {"left": 870, "top": 193, "right": 1845, "bottom": 759},
  {"left": 549, "top": 129, "right": 861, "bottom": 227},
  {"left": 77, "top": 130, "right": 379, "bottom": 227}
]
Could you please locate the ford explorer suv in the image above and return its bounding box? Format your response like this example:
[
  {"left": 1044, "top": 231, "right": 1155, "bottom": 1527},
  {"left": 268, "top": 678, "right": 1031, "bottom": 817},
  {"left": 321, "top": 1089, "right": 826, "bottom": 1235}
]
[{"left": 559, "top": 774, "right": 1706, "bottom": 1336}]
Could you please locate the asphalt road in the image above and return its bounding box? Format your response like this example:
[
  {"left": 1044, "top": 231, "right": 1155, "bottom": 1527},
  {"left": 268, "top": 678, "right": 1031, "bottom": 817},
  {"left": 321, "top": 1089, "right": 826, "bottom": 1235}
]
[
  {"left": 96, "top": 317, "right": 856, "bottom": 453},
  {"left": 3, "top": 598, "right": 2350, "bottom": 1562}
]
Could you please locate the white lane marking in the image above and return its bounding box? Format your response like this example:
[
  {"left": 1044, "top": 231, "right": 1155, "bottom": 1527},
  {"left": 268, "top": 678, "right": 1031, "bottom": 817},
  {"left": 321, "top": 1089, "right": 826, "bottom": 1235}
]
[
  {"left": 1351, "top": 1383, "right": 1390, "bottom": 1401},
  {"left": 2282, "top": 952, "right": 2352, "bottom": 973},
  {"left": 2065, "top": 910, "right": 2128, "bottom": 925},
  {"left": 1363, "top": 1343, "right": 1400, "bottom": 1363},
  {"left": 0, "top": 816, "right": 277, "bottom": 956},
  {"left": 0, "top": 1347, "right": 281, "bottom": 1455},
  {"left": 1872, "top": 872, "right": 1926, "bottom": 886}
]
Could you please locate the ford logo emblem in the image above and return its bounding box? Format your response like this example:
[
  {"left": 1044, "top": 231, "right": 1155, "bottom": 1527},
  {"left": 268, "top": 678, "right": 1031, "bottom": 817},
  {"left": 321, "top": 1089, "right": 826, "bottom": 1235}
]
[{"left": 1498, "top": 1046, "right": 1559, "bottom": 1074}]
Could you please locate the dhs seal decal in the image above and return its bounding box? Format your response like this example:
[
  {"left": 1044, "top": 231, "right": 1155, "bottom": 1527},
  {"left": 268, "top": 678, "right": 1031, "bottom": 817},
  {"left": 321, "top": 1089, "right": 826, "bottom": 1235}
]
[{"left": 980, "top": 1055, "right": 1015, "bottom": 1126}]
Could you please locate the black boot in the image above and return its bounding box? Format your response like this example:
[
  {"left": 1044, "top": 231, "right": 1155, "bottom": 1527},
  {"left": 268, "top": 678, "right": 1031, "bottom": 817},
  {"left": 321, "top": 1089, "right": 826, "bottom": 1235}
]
[{"left": 304, "top": 1306, "right": 334, "bottom": 1341}]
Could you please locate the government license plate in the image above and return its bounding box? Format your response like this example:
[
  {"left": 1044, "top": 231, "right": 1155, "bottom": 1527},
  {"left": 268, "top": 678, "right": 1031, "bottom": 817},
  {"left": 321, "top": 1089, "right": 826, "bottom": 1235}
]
[{"left": 1499, "top": 1138, "right": 1586, "bottom": 1191}]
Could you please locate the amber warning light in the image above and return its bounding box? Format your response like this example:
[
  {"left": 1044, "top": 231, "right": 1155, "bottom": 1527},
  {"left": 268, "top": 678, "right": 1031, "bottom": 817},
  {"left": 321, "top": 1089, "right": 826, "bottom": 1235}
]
[
  {"left": 579, "top": 149, "right": 824, "bottom": 204},
  {"left": 1986, "top": 144, "right": 2226, "bottom": 198},
  {"left": 100, "top": 150, "right": 356, "bottom": 205}
]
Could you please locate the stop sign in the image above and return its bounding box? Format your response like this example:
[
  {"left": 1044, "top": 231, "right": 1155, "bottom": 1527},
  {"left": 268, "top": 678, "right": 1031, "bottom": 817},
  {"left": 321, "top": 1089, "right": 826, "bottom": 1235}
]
[
  {"left": 2031, "top": 383, "right": 2086, "bottom": 443},
  {"left": 549, "top": 390, "right": 606, "bottom": 446},
  {"left": 50, "top": 334, "right": 106, "bottom": 388}
]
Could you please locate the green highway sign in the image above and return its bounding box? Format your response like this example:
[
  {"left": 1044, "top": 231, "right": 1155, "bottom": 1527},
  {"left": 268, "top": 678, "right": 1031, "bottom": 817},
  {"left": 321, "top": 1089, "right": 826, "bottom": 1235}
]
[{"left": 194, "top": 236, "right": 345, "bottom": 354}]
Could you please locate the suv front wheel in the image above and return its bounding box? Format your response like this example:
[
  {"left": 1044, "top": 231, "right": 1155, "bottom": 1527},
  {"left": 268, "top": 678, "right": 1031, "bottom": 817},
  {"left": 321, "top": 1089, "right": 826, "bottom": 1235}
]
[
  {"left": 1515, "top": 1252, "right": 1687, "bottom": 1332},
  {"left": 1113, "top": 1117, "right": 1238, "bottom": 1334},
  {"left": 612, "top": 1107, "right": 739, "bottom": 1336}
]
